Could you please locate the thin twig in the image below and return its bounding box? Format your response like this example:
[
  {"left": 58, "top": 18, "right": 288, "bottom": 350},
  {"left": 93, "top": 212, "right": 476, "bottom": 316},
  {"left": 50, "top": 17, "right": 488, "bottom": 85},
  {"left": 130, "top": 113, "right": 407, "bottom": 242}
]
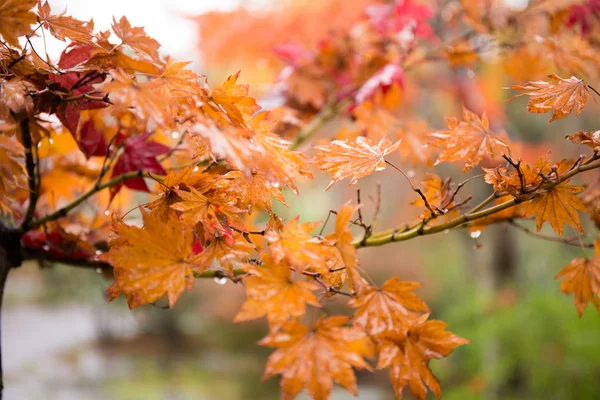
[
  {"left": 385, "top": 160, "right": 438, "bottom": 215},
  {"left": 509, "top": 221, "right": 593, "bottom": 248}
]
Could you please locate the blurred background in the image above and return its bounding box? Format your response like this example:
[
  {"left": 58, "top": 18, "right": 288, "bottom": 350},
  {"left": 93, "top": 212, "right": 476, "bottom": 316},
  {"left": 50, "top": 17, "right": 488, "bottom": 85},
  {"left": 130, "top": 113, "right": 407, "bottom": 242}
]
[{"left": 6, "top": 0, "right": 600, "bottom": 399}]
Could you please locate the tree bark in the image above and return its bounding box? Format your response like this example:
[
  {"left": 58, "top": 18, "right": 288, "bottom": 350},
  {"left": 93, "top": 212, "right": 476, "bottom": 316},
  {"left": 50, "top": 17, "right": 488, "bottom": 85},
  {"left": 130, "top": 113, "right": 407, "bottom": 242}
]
[
  {"left": 0, "top": 225, "right": 22, "bottom": 399},
  {"left": 0, "top": 246, "right": 10, "bottom": 399}
]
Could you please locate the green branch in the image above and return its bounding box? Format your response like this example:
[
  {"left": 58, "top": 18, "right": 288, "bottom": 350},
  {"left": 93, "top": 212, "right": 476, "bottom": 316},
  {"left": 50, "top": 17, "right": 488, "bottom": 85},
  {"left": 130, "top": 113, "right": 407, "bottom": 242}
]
[
  {"left": 356, "top": 157, "right": 600, "bottom": 248},
  {"left": 289, "top": 98, "right": 350, "bottom": 150},
  {"left": 27, "top": 170, "right": 156, "bottom": 230}
]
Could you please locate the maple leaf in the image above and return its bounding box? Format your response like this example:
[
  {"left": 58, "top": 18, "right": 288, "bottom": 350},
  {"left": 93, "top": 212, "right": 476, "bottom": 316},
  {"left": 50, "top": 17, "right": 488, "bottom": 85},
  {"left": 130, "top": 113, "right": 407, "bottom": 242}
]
[
  {"left": 146, "top": 167, "right": 204, "bottom": 222},
  {"left": 483, "top": 153, "right": 553, "bottom": 196},
  {"left": 349, "top": 277, "right": 430, "bottom": 341},
  {"left": 195, "top": 233, "right": 255, "bottom": 274},
  {"left": 377, "top": 314, "right": 469, "bottom": 400},
  {"left": 103, "top": 210, "right": 204, "bottom": 309},
  {"left": 220, "top": 170, "right": 286, "bottom": 213},
  {"left": 566, "top": 130, "right": 600, "bottom": 149},
  {"left": 523, "top": 183, "right": 587, "bottom": 236},
  {"left": 234, "top": 254, "right": 319, "bottom": 325},
  {"left": 324, "top": 202, "right": 367, "bottom": 292},
  {"left": 1, "top": 77, "right": 36, "bottom": 116},
  {"left": 170, "top": 186, "right": 246, "bottom": 240},
  {"left": 556, "top": 247, "right": 600, "bottom": 317},
  {"left": 313, "top": 136, "right": 401, "bottom": 190},
  {"left": 21, "top": 223, "right": 96, "bottom": 262},
  {"left": 265, "top": 217, "right": 335, "bottom": 274},
  {"left": 510, "top": 74, "right": 593, "bottom": 122},
  {"left": 111, "top": 16, "right": 160, "bottom": 61},
  {"left": 251, "top": 114, "right": 313, "bottom": 193},
  {"left": 430, "top": 106, "right": 509, "bottom": 171},
  {"left": 0, "top": 134, "right": 26, "bottom": 214},
  {"left": 396, "top": 120, "right": 435, "bottom": 167},
  {"left": 102, "top": 69, "right": 171, "bottom": 127},
  {"left": 260, "top": 316, "right": 374, "bottom": 400},
  {"left": 410, "top": 173, "right": 458, "bottom": 221},
  {"left": 203, "top": 71, "right": 261, "bottom": 127},
  {"left": 109, "top": 133, "right": 169, "bottom": 198},
  {"left": 355, "top": 63, "right": 404, "bottom": 105},
  {"left": 37, "top": 1, "right": 94, "bottom": 44},
  {"left": 0, "top": 0, "right": 37, "bottom": 48}
]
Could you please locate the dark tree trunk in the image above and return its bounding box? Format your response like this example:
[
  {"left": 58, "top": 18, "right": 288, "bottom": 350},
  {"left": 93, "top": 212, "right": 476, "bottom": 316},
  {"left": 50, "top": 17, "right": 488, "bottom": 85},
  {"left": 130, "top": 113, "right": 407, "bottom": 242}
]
[
  {"left": 0, "top": 247, "right": 9, "bottom": 398},
  {"left": 0, "top": 225, "right": 23, "bottom": 399}
]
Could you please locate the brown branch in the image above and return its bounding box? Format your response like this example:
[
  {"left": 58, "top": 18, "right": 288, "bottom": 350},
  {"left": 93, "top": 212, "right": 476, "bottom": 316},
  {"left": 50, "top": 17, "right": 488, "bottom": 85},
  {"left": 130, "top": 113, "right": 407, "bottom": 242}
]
[
  {"left": 21, "top": 248, "right": 246, "bottom": 278},
  {"left": 301, "top": 270, "right": 353, "bottom": 296}
]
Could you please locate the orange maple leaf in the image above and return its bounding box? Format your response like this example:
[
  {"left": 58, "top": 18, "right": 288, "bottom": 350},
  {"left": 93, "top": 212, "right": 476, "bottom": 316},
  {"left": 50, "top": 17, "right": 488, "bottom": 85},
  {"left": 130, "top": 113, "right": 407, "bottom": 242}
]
[
  {"left": 102, "top": 69, "right": 172, "bottom": 127},
  {"left": 483, "top": 153, "right": 553, "bottom": 196},
  {"left": 430, "top": 106, "right": 509, "bottom": 171},
  {"left": 349, "top": 277, "right": 430, "bottom": 340},
  {"left": 37, "top": 1, "right": 94, "bottom": 44},
  {"left": 196, "top": 233, "right": 255, "bottom": 275},
  {"left": 103, "top": 210, "right": 205, "bottom": 309},
  {"left": 313, "top": 136, "right": 401, "bottom": 190},
  {"left": 234, "top": 254, "right": 320, "bottom": 325},
  {"left": 0, "top": 0, "right": 37, "bottom": 48},
  {"left": 523, "top": 183, "right": 587, "bottom": 236},
  {"left": 410, "top": 173, "right": 459, "bottom": 221},
  {"left": 377, "top": 314, "right": 469, "bottom": 400},
  {"left": 556, "top": 241, "right": 600, "bottom": 316},
  {"left": 324, "top": 202, "right": 367, "bottom": 292},
  {"left": 0, "top": 134, "right": 26, "bottom": 214},
  {"left": 146, "top": 167, "right": 205, "bottom": 222},
  {"left": 260, "top": 316, "right": 374, "bottom": 400},
  {"left": 251, "top": 114, "right": 313, "bottom": 194},
  {"left": 202, "top": 71, "right": 261, "bottom": 127},
  {"left": 220, "top": 170, "right": 287, "bottom": 213},
  {"left": 566, "top": 130, "right": 600, "bottom": 149},
  {"left": 510, "top": 74, "right": 594, "bottom": 122},
  {"left": 111, "top": 16, "right": 161, "bottom": 61},
  {"left": 265, "top": 217, "right": 335, "bottom": 274},
  {"left": 170, "top": 186, "right": 246, "bottom": 240}
]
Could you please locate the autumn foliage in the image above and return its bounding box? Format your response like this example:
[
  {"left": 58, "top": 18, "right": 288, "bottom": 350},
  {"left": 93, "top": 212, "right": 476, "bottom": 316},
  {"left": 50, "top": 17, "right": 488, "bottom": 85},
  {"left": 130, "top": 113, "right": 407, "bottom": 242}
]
[{"left": 2, "top": 0, "right": 600, "bottom": 399}]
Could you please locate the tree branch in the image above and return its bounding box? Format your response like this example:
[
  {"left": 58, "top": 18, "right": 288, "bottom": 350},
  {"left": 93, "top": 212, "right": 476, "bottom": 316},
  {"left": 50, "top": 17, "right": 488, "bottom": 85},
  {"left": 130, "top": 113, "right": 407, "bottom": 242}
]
[
  {"left": 508, "top": 221, "right": 594, "bottom": 248},
  {"left": 21, "top": 248, "right": 245, "bottom": 278},
  {"left": 357, "top": 158, "right": 600, "bottom": 248},
  {"left": 288, "top": 98, "right": 351, "bottom": 150},
  {"left": 26, "top": 170, "right": 159, "bottom": 231},
  {"left": 20, "top": 118, "right": 38, "bottom": 231}
]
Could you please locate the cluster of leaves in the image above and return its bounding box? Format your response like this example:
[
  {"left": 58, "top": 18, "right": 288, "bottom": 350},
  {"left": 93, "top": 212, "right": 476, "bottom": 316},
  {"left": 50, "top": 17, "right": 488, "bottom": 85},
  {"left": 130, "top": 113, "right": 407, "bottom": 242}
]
[{"left": 2, "top": 1, "right": 600, "bottom": 399}]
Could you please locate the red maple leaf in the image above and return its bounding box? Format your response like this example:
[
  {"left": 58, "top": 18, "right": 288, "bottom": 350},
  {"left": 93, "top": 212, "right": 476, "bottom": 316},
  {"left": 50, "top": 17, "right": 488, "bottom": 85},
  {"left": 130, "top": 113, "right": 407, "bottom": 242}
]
[
  {"left": 51, "top": 43, "right": 108, "bottom": 158},
  {"left": 109, "top": 133, "right": 169, "bottom": 199}
]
